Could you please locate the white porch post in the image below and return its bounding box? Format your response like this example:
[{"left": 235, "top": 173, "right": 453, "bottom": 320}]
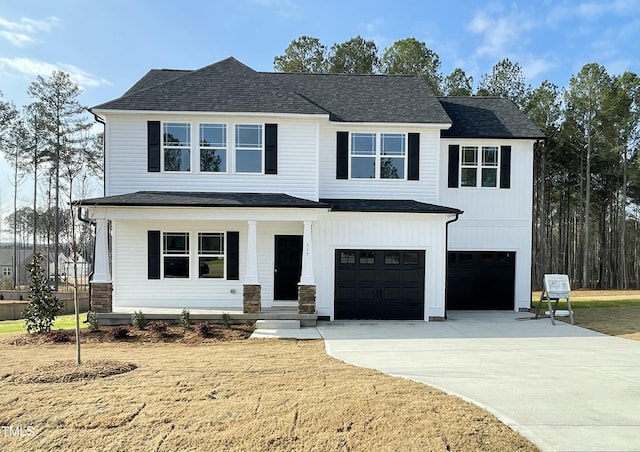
[
  {"left": 92, "top": 218, "right": 111, "bottom": 282},
  {"left": 299, "top": 220, "right": 315, "bottom": 285},
  {"left": 245, "top": 220, "right": 259, "bottom": 284}
]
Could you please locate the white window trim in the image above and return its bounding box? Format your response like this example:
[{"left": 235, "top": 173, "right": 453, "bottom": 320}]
[
  {"left": 459, "top": 145, "right": 501, "bottom": 188},
  {"left": 234, "top": 123, "right": 265, "bottom": 175},
  {"left": 160, "top": 231, "right": 228, "bottom": 280},
  {"left": 349, "top": 132, "right": 408, "bottom": 180},
  {"left": 198, "top": 122, "right": 229, "bottom": 174},
  {"left": 197, "top": 232, "right": 226, "bottom": 280},
  {"left": 2, "top": 267, "right": 11, "bottom": 276},
  {"left": 162, "top": 122, "right": 192, "bottom": 173}
]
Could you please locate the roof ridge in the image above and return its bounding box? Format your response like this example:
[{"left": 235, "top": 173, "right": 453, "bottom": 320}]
[{"left": 97, "top": 57, "right": 254, "bottom": 107}]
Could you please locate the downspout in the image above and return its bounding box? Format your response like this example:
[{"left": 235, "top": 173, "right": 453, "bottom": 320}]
[
  {"left": 444, "top": 211, "right": 462, "bottom": 320},
  {"left": 77, "top": 207, "right": 96, "bottom": 314}
]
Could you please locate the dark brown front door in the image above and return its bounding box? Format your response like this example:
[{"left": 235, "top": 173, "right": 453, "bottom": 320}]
[{"left": 274, "top": 235, "right": 303, "bottom": 300}]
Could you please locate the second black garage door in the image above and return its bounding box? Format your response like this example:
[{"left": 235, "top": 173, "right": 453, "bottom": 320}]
[
  {"left": 335, "top": 249, "right": 425, "bottom": 320},
  {"left": 447, "top": 251, "right": 516, "bottom": 310}
]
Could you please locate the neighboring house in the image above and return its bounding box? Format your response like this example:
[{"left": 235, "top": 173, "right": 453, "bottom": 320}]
[{"left": 80, "top": 57, "right": 543, "bottom": 320}]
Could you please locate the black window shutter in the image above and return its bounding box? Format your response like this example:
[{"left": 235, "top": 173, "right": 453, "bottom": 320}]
[
  {"left": 265, "top": 124, "right": 278, "bottom": 174},
  {"left": 336, "top": 131, "right": 349, "bottom": 179},
  {"left": 408, "top": 133, "right": 420, "bottom": 180},
  {"left": 448, "top": 144, "right": 460, "bottom": 188},
  {"left": 227, "top": 231, "right": 240, "bottom": 280},
  {"left": 147, "top": 121, "right": 161, "bottom": 172},
  {"left": 148, "top": 230, "right": 161, "bottom": 279},
  {"left": 500, "top": 145, "right": 512, "bottom": 189}
]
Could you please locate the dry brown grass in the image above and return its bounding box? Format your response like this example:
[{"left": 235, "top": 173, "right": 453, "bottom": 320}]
[{"left": 0, "top": 340, "right": 537, "bottom": 451}]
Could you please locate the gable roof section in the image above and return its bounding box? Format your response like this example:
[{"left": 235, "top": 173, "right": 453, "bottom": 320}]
[
  {"left": 321, "top": 198, "right": 462, "bottom": 214},
  {"left": 77, "top": 191, "right": 329, "bottom": 209},
  {"left": 93, "top": 57, "right": 451, "bottom": 124},
  {"left": 439, "top": 96, "right": 545, "bottom": 139}
]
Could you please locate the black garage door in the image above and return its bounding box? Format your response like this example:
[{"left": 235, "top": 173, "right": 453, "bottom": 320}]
[
  {"left": 447, "top": 251, "right": 515, "bottom": 310},
  {"left": 335, "top": 249, "right": 425, "bottom": 320}
]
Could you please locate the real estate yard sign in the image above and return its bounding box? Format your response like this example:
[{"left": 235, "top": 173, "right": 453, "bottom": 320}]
[{"left": 543, "top": 274, "right": 571, "bottom": 299}]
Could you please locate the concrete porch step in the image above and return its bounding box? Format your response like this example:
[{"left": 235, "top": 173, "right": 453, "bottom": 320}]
[{"left": 255, "top": 319, "right": 300, "bottom": 329}]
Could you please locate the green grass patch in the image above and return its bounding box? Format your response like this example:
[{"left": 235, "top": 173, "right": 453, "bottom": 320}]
[
  {"left": 0, "top": 313, "right": 88, "bottom": 334},
  {"left": 531, "top": 299, "right": 640, "bottom": 310}
]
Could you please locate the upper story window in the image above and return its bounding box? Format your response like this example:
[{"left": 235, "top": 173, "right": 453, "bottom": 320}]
[
  {"left": 350, "top": 133, "right": 406, "bottom": 179},
  {"left": 200, "top": 124, "right": 227, "bottom": 173},
  {"left": 235, "top": 124, "right": 263, "bottom": 173},
  {"left": 163, "top": 123, "right": 191, "bottom": 172},
  {"left": 460, "top": 145, "right": 499, "bottom": 188},
  {"left": 2, "top": 267, "right": 11, "bottom": 276}
]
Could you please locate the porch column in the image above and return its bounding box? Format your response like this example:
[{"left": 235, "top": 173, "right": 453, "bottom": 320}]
[
  {"left": 298, "top": 220, "right": 316, "bottom": 314},
  {"left": 90, "top": 218, "right": 112, "bottom": 313},
  {"left": 299, "top": 221, "right": 314, "bottom": 284},
  {"left": 243, "top": 220, "right": 261, "bottom": 313}
]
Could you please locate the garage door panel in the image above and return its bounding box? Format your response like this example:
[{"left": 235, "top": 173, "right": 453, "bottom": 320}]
[
  {"left": 335, "top": 249, "right": 425, "bottom": 320},
  {"left": 447, "top": 251, "right": 515, "bottom": 310}
]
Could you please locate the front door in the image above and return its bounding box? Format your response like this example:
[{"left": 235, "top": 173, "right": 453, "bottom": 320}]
[{"left": 274, "top": 235, "right": 303, "bottom": 300}]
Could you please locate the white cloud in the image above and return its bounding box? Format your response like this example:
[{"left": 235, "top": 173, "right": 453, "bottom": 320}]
[
  {"left": 0, "top": 30, "right": 33, "bottom": 46},
  {"left": 466, "top": 9, "right": 536, "bottom": 59},
  {"left": 0, "top": 57, "right": 111, "bottom": 89},
  {"left": 0, "top": 16, "right": 60, "bottom": 46},
  {"left": 521, "top": 56, "right": 555, "bottom": 82}
]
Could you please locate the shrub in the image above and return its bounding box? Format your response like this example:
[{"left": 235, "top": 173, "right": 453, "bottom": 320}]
[
  {"left": 180, "top": 308, "right": 191, "bottom": 329},
  {"left": 194, "top": 322, "right": 214, "bottom": 338},
  {"left": 221, "top": 312, "right": 232, "bottom": 328},
  {"left": 86, "top": 311, "right": 100, "bottom": 332},
  {"left": 147, "top": 321, "right": 169, "bottom": 335},
  {"left": 111, "top": 326, "right": 130, "bottom": 339},
  {"left": 131, "top": 311, "right": 147, "bottom": 330},
  {"left": 23, "top": 253, "right": 63, "bottom": 334},
  {"left": 47, "top": 329, "right": 71, "bottom": 343}
]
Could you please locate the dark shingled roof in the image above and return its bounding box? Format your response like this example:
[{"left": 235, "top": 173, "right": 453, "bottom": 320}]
[
  {"left": 321, "top": 198, "right": 462, "bottom": 214},
  {"left": 93, "top": 57, "right": 451, "bottom": 124},
  {"left": 439, "top": 96, "right": 545, "bottom": 139},
  {"left": 77, "top": 191, "right": 329, "bottom": 209}
]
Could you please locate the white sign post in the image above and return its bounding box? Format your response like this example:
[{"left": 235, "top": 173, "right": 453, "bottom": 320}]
[{"left": 535, "top": 274, "right": 574, "bottom": 325}]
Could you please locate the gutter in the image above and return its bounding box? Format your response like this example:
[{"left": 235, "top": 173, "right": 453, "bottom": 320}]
[{"left": 444, "top": 212, "right": 462, "bottom": 320}]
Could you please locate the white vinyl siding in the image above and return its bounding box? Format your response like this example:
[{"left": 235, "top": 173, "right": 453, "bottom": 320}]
[
  {"left": 104, "top": 114, "right": 318, "bottom": 201},
  {"left": 319, "top": 123, "right": 441, "bottom": 203}
]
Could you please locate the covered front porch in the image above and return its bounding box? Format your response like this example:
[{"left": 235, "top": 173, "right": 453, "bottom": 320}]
[{"left": 78, "top": 191, "right": 330, "bottom": 323}]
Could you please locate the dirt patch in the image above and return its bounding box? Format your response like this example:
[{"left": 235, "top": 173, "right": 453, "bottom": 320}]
[
  {"left": 0, "top": 340, "right": 538, "bottom": 451},
  {"left": 0, "top": 324, "right": 254, "bottom": 346},
  {"left": 533, "top": 289, "right": 640, "bottom": 300},
  {"left": 6, "top": 359, "right": 137, "bottom": 384},
  {"left": 565, "top": 306, "right": 640, "bottom": 341}
]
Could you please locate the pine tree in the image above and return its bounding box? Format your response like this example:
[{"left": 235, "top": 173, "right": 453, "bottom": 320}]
[{"left": 23, "top": 252, "right": 63, "bottom": 334}]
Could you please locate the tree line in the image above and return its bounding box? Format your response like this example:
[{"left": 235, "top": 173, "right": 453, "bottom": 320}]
[
  {"left": 275, "top": 36, "right": 640, "bottom": 289},
  {"left": 0, "top": 72, "right": 101, "bottom": 289}
]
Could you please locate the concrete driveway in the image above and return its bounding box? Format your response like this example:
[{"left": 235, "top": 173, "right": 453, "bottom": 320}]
[{"left": 316, "top": 312, "right": 640, "bottom": 452}]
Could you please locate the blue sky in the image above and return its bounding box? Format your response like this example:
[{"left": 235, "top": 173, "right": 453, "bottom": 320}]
[{"left": 0, "top": 0, "right": 639, "bottom": 222}]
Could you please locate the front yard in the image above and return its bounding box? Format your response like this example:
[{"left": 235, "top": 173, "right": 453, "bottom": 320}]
[{"left": 0, "top": 339, "right": 536, "bottom": 451}]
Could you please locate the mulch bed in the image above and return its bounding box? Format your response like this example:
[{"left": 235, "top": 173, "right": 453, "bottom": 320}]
[
  {"left": 0, "top": 323, "right": 255, "bottom": 346},
  {"left": 5, "top": 360, "right": 138, "bottom": 384}
]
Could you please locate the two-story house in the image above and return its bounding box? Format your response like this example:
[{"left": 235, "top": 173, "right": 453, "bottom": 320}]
[{"left": 80, "top": 57, "right": 543, "bottom": 321}]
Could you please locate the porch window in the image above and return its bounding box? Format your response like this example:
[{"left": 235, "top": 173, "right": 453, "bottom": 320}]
[
  {"left": 163, "top": 232, "right": 189, "bottom": 278},
  {"left": 235, "top": 124, "right": 263, "bottom": 173},
  {"left": 200, "top": 124, "right": 227, "bottom": 172},
  {"left": 163, "top": 123, "right": 191, "bottom": 172},
  {"left": 198, "top": 232, "right": 225, "bottom": 278}
]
